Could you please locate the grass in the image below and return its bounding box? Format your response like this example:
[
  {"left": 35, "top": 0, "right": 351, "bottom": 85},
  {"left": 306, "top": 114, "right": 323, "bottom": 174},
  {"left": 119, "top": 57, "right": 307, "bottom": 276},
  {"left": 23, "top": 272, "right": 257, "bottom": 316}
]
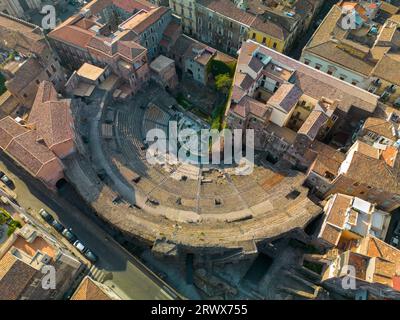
[
  {"left": 207, "top": 60, "right": 236, "bottom": 131},
  {"left": 7, "top": 220, "right": 21, "bottom": 237},
  {"left": 0, "top": 208, "right": 21, "bottom": 237},
  {"left": 210, "top": 83, "right": 233, "bottom": 130},
  {"left": 176, "top": 93, "right": 193, "bottom": 110},
  {"left": 207, "top": 60, "right": 236, "bottom": 78}
]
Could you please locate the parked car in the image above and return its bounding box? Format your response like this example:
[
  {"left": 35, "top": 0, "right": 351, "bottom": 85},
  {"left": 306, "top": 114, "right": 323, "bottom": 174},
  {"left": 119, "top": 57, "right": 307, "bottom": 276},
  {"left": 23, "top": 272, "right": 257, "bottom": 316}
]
[
  {"left": 104, "top": 108, "right": 114, "bottom": 124},
  {"left": 39, "top": 209, "right": 54, "bottom": 223},
  {"left": 390, "top": 235, "right": 399, "bottom": 248},
  {"left": 1, "top": 174, "right": 14, "bottom": 189},
  {"left": 51, "top": 220, "right": 65, "bottom": 233},
  {"left": 73, "top": 240, "right": 86, "bottom": 253},
  {"left": 62, "top": 228, "right": 77, "bottom": 243},
  {"left": 0, "top": 171, "right": 4, "bottom": 178},
  {"left": 394, "top": 222, "right": 400, "bottom": 236},
  {"left": 84, "top": 249, "right": 98, "bottom": 263}
]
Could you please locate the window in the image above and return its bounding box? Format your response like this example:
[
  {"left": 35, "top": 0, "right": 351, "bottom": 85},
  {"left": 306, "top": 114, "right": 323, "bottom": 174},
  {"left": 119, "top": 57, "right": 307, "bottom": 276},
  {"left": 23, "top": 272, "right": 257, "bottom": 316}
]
[
  {"left": 51, "top": 65, "right": 56, "bottom": 72},
  {"left": 252, "top": 32, "right": 256, "bottom": 39},
  {"left": 315, "top": 64, "right": 322, "bottom": 70},
  {"left": 351, "top": 80, "right": 358, "bottom": 86},
  {"left": 273, "top": 42, "right": 277, "bottom": 49},
  {"left": 46, "top": 70, "right": 52, "bottom": 77},
  {"left": 36, "top": 79, "right": 40, "bottom": 85},
  {"left": 304, "top": 59, "right": 310, "bottom": 65},
  {"left": 327, "top": 70, "right": 333, "bottom": 75},
  {"left": 262, "top": 37, "right": 266, "bottom": 44}
]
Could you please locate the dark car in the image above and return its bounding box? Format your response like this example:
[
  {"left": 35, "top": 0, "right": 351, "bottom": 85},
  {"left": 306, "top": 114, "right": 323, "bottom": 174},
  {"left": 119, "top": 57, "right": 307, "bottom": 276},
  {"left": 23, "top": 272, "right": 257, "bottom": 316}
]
[
  {"left": 84, "top": 249, "right": 98, "bottom": 263},
  {"left": 62, "top": 228, "right": 77, "bottom": 243},
  {"left": 39, "top": 209, "right": 54, "bottom": 223},
  {"left": 104, "top": 108, "right": 114, "bottom": 124},
  {"left": 51, "top": 220, "right": 65, "bottom": 233},
  {"left": 394, "top": 222, "right": 400, "bottom": 236},
  {"left": 0, "top": 171, "right": 4, "bottom": 178},
  {"left": 1, "top": 175, "right": 14, "bottom": 189}
]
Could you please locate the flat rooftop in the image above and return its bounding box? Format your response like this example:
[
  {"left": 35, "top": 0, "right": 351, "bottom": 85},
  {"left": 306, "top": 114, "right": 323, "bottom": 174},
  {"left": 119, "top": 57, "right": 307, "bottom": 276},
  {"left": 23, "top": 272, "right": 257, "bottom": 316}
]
[
  {"left": 150, "top": 55, "right": 174, "bottom": 73},
  {"left": 77, "top": 63, "right": 105, "bottom": 81}
]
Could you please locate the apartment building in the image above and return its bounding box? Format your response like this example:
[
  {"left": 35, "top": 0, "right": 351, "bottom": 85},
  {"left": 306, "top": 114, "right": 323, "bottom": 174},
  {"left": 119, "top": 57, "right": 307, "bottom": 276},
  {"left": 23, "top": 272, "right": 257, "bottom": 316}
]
[
  {"left": 119, "top": 6, "right": 172, "bottom": 60},
  {"left": 238, "top": 0, "right": 323, "bottom": 52},
  {"left": 307, "top": 139, "right": 400, "bottom": 212},
  {"left": 301, "top": 1, "right": 400, "bottom": 108},
  {"left": 0, "top": 0, "right": 42, "bottom": 19},
  {"left": 48, "top": 0, "right": 159, "bottom": 95},
  {"left": 0, "top": 224, "right": 82, "bottom": 300},
  {"left": 169, "top": 0, "right": 322, "bottom": 54},
  {"left": 195, "top": 0, "right": 254, "bottom": 56},
  {"left": 226, "top": 40, "right": 379, "bottom": 165},
  {"left": 0, "top": 81, "right": 75, "bottom": 189},
  {"left": 316, "top": 193, "right": 391, "bottom": 249},
  {"left": 320, "top": 237, "right": 400, "bottom": 300},
  {"left": 169, "top": 0, "right": 196, "bottom": 35},
  {"left": 0, "top": 12, "right": 65, "bottom": 108}
]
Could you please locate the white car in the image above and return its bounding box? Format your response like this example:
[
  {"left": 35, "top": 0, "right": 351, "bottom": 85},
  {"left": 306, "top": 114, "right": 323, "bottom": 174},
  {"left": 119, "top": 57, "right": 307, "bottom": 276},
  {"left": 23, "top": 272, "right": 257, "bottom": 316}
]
[{"left": 73, "top": 240, "right": 86, "bottom": 253}]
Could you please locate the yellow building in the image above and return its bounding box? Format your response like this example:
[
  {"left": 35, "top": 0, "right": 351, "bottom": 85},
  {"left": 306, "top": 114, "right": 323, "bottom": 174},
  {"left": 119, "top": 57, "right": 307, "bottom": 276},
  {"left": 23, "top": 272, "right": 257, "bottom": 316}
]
[{"left": 248, "top": 17, "right": 288, "bottom": 53}]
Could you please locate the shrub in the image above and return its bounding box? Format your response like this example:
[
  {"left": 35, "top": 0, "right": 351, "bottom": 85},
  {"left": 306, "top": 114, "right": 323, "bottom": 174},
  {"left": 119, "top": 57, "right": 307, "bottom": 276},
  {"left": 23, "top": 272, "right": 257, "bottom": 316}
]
[
  {"left": 215, "top": 73, "right": 233, "bottom": 94},
  {"left": 208, "top": 60, "right": 236, "bottom": 78}
]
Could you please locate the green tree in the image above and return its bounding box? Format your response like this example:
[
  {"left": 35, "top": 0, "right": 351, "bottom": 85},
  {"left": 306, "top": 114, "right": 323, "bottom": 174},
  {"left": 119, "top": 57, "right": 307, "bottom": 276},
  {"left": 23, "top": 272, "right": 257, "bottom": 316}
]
[{"left": 215, "top": 73, "right": 232, "bottom": 94}]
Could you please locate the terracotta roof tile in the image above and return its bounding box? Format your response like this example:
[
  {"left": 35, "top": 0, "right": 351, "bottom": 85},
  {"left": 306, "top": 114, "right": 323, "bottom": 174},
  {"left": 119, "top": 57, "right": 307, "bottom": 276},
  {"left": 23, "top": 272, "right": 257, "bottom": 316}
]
[
  {"left": 72, "top": 277, "right": 112, "bottom": 300},
  {"left": 0, "top": 252, "right": 37, "bottom": 300},
  {"left": 112, "top": 0, "right": 153, "bottom": 13},
  {"left": 50, "top": 24, "right": 96, "bottom": 49},
  {"left": 5, "top": 130, "right": 60, "bottom": 175},
  {"left": 29, "top": 81, "right": 74, "bottom": 150},
  {"left": 0, "top": 116, "right": 29, "bottom": 149},
  {"left": 197, "top": 0, "right": 256, "bottom": 26},
  {"left": 363, "top": 117, "right": 398, "bottom": 140},
  {"left": 298, "top": 110, "right": 328, "bottom": 141}
]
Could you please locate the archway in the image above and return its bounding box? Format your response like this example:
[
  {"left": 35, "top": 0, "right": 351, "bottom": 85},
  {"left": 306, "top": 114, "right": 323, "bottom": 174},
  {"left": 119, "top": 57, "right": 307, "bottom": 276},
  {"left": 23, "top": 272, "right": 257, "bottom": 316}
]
[{"left": 56, "top": 178, "right": 67, "bottom": 190}]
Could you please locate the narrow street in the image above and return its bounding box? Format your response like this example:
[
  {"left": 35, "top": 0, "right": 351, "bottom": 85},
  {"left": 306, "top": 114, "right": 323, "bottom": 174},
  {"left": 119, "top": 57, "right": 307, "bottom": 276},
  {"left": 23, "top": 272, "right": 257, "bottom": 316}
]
[
  {"left": 0, "top": 152, "right": 181, "bottom": 300},
  {"left": 289, "top": 0, "right": 338, "bottom": 59}
]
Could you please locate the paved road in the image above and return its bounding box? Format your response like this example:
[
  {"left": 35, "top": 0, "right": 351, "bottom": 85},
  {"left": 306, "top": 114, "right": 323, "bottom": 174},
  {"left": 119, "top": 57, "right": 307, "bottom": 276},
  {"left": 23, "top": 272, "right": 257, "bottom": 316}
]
[{"left": 0, "top": 152, "right": 181, "bottom": 300}]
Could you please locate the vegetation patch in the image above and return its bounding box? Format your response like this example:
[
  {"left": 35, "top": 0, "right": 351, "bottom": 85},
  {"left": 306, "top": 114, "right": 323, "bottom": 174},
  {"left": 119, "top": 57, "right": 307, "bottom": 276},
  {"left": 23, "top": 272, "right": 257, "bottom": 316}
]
[
  {"left": 176, "top": 92, "right": 193, "bottom": 110},
  {"left": 207, "top": 60, "right": 236, "bottom": 78},
  {"left": 0, "top": 208, "right": 22, "bottom": 237},
  {"left": 0, "top": 73, "right": 6, "bottom": 96},
  {"left": 303, "top": 260, "right": 324, "bottom": 275},
  {"left": 208, "top": 60, "right": 237, "bottom": 130}
]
